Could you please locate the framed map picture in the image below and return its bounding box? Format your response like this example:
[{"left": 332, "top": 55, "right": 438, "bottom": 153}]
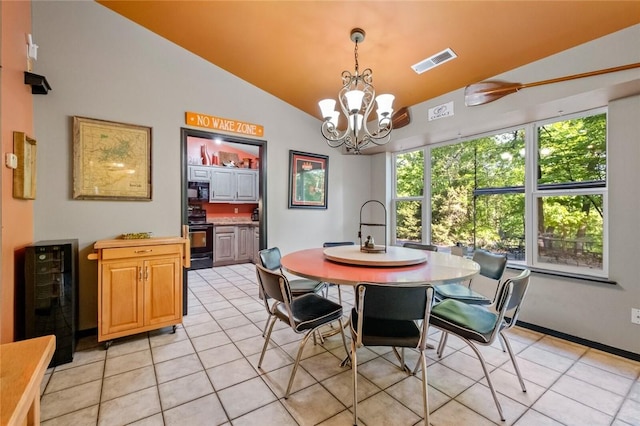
[
  {"left": 73, "top": 116, "right": 152, "bottom": 200},
  {"left": 288, "top": 150, "right": 328, "bottom": 209}
]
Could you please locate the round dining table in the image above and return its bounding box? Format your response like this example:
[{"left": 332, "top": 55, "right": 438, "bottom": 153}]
[{"left": 281, "top": 246, "right": 480, "bottom": 286}]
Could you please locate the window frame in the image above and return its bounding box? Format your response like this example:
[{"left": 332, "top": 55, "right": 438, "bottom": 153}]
[{"left": 391, "top": 107, "right": 609, "bottom": 279}]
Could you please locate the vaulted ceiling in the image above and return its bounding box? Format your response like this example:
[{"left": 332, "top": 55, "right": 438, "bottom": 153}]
[{"left": 98, "top": 1, "right": 640, "bottom": 121}]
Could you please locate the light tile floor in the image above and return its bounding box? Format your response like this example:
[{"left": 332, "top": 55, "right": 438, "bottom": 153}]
[{"left": 40, "top": 264, "right": 640, "bottom": 425}]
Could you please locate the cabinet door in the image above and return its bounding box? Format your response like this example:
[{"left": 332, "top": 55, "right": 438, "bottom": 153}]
[
  {"left": 214, "top": 232, "right": 235, "bottom": 263},
  {"left": 235, "top": 170, "right": 258, "bottom": 201},
  {"left": 253, "top": 227, "right": 260, "bottom": 263},
  {"left": 100, "top": 260, "right": 144, "bottom": 336},
  {"left": 236, "top": 226, "right": 252, "bottom": 261},
  {"left": 189, "top": 166, "right": 210, "bottom": 182},
  {"left": 210, "top": 169, "right": 235, "bottom": 201},
  {"left": 144, "top": 256, "right": 182, "bottom": 326}
]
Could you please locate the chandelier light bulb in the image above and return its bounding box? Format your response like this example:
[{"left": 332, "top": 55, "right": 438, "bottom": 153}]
[
  {"left": 375, "top": 94, "right": 394, "bottom": 115},
  {"left": 329, "top": 111, "right": 340, "bottom": 128},
  {"left": 345, "top": 90, "right": 365, "bottom": 113},
  {"left": 319, "top": 99, "right": 337, "bottom": 120}
]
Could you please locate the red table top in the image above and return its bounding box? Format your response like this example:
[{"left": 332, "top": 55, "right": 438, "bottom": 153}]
[{"left": 281, "top": 248, "right": 480, "bottom": 286}]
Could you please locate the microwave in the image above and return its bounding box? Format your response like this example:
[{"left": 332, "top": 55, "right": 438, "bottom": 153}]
[{"left": 187, "top": 181, "right": 210, "bottom": 201}]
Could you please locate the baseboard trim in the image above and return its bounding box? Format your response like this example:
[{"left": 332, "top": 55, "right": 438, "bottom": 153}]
[{"left": 516, "top": 320, "right": 640, "bottom": 362}]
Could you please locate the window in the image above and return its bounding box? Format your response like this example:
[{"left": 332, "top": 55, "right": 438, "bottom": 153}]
[
  {"left": 533, "top": 112, "right": 607, "bottom": 273},
  {"left": 393, "top": 150, "right": 425, "bottom": 244},
  {"left": 392, "top": 108, "right": 608, "bottom": 277}
]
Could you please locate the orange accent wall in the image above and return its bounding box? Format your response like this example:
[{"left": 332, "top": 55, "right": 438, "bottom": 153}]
[
  {"left": 1, "top": 1, "right": 35, "bottom": 343},
  {"left": 187, "top": 136, "right": 259, "bottom": 168}
]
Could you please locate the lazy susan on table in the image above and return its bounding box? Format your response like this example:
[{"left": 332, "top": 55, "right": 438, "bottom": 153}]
[{"left": 323, "top": 245, "right": 427, "bottom": 266}]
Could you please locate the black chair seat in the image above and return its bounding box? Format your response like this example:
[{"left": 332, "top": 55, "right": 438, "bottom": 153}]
[
  {"left": 290, "top": 278, "right": 326, "bottom": 296},
  {"left": 275, "top": 293, "right": 343, "bottom": 331},
  {"left": 430, "top": 299, "right": 498, "bottom": 343},
  {"left": 435, "top": 284, "right": 492, "bottom": 305},
  {"left": 351, "top": 310, "right": 420, "bottom": 347}
]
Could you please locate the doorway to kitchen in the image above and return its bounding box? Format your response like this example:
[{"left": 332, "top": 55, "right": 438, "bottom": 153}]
[{"left": 180, "top": 127, "right": 267, "bottom": 314}]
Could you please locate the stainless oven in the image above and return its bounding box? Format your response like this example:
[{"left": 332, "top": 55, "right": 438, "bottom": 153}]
[{"left": 188, "top": 208, "right": 213, "bottom": 269}]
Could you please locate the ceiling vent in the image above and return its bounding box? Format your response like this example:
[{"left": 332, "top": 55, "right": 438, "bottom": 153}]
[{"left": 411, "top": 48, "right": 457, "bottom": 74}]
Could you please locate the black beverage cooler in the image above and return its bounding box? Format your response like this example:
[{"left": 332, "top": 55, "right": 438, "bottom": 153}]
[{"left": 23, "top": 239, "right": 78, "bottom": 367}]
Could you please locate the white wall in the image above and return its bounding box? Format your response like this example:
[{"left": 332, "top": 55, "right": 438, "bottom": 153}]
[{"left": 31, "top": 1, "right": 370, "bottom": 329}]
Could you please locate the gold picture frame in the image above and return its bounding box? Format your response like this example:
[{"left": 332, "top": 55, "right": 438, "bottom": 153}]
[
  {"left": 13, "top": 132, "right": 37, "bottom": 200},
  {"left": 73, "top": 116, "right": 152, "bottom": 200}
]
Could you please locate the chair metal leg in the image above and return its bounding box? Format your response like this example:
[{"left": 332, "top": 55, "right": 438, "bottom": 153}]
[
  {"left": 501, "top": 331, "right": 527, "bottom": 392},
  {"left": 258, "top": 315, "right": 277, "bottom": 368},
  {"left": 466, "top": 339, "right": 505, "bottom": 421},
  {"left": 437, "top": 331, "right": 448, "bottom": 358},
  {"left": 498, "top": 333, "right": 507, "bottom": 352},
  {"left": 351, "top": 338, "right": 359, "bottom": 426},
  {"left": 338, "top": 320, "right": 350, "bottom": 366},
  {"left": 391, "top": 347, "right": 411, "bottom": 373},
  {"left": 420, "top": 350, "right": 429, "bottom": 426},
  {"left": 285, "top": 327, "right": 316, "bottom": 398}
]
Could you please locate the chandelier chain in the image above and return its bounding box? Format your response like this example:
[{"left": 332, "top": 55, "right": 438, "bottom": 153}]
[{"left": 354, "top": 40, "right": 359, "bottom": 75}]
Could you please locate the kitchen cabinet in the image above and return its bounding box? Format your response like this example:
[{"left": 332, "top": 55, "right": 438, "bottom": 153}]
[
  {"left": 235, "top": 170, "right": 258, "bottom": 202},
  {"left": 189, "top": 165, "right": 211, "bottom": 182},
  {"left": 214, "top": 224, "right": 259, "bottom": 266},
  {"left": 236, "top": 225, "right": 254, "bottom": 261},
  {"left": 254, "top": 226, "right": 260, "bottom": 263},
  {"left": 210, "top": 169, "right": 236, "bottom": 201},
  {"left": 89, "top": 237, "right": 189, "bottom": 347},
  {"left": 214, "top": 226, "right": 236, "bottom": 264},
  {"left": 210, "top": 167, "right": 258, "bottom": 203}
]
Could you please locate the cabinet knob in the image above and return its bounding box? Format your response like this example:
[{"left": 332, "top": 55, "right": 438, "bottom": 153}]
[{"left": 134, "top": 249, "right": 152, "bottom": 254}]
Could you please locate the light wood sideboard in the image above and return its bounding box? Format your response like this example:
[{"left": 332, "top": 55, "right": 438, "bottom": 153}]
[
  {"left": 89, "top": 236, "right": 190, "bottom": 348},
  {"left": 1, "top": 335, "right": 55, "bottom": 426}
]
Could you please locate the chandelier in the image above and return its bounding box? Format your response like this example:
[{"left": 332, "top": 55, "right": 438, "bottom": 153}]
[{"left": 318, "top": 28, "right": 394, "bottom": 154}]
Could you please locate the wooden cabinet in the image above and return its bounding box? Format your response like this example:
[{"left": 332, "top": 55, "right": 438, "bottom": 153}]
[
  {"left": 90, "top": 237, "right": 189, "bottom": 346},
  {"left": 254, "top": 226, "right": 260, "bottom": 263},
  {"left": 235, "top": 170, "right": 258, "bottom": 202},
  {"left": 190, "top": 165, "right": 258, "bottom": 203},
  {"left": 236, "top": 225, "right": 253, "bottom": 261},
  {"left": 214, "top": 224, "right": 259, "bottom": 266},
  {"left": 188, "top": 165, "right": 211, "bottom": 182},
  {"left": 214, "top": 226, "right": 236, "bottom": 264},
  {"left": 210, "top": 167, "right": 258, "bottom": 203},
  {"left": 210, "top": 169, "right": 236, "bottom": 201}
]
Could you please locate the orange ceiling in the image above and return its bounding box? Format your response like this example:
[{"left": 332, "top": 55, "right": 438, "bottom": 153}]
[{"left": 98, "top": 1, "right": 640, "bottom": 120}]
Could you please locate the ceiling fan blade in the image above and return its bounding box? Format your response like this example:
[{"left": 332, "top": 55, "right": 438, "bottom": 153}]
[
  {"left": 465, "top": 62, "right": 640, "bottom": 107},
  {"left": 391, "top": 106, "right": 410, "bottom": 129}
]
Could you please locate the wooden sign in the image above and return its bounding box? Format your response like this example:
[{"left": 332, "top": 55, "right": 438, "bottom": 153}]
[{"left": 185, "top": 112, "right": 264, "bottom": 137}]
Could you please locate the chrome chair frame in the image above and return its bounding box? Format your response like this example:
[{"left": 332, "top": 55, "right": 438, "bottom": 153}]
[
  {"left": 350, "top": 283, "right": 435, "bottom": 426},
  {"left": 430, "top": 269, "right": 531, "bottom": 421},
  {"left": 257, "top": 247, "right": 327, "bottom": 339},
  {"left": 255, "top": 263, "right": 348, "bottom": 398},
  {"left": 322, "top": 241, "right": 355, "bottom": 304},
  {"left": 435, "top": 249, "right": 507, "bottom": 305}
]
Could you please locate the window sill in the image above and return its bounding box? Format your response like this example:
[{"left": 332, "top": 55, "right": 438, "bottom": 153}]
[{"left": 506, "top": 263, "right": 616, "bottom": 285}]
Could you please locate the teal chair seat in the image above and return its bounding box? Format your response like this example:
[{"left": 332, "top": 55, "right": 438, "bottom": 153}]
[
  {"left": 430, "top": 299, "right": 499, "bottom": 342},
  {"left": 434, "top": 284, "right": 493, "bottom": 305},
  {"left": 429, "top": 269, "right": 532, "bottom": 422}
]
